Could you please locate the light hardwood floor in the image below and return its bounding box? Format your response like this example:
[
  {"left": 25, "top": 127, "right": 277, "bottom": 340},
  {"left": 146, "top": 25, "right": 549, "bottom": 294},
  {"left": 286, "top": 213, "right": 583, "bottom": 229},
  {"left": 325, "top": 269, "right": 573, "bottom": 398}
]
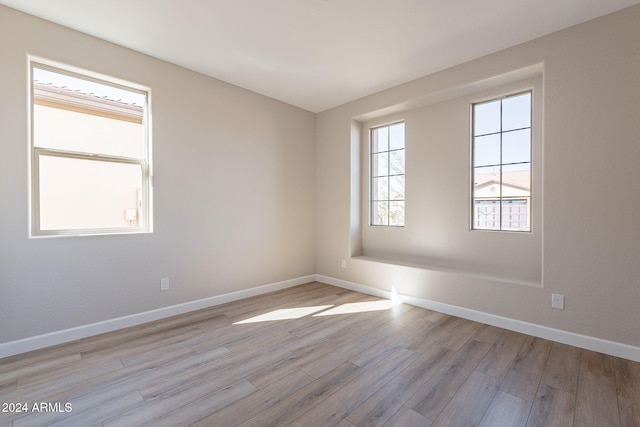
[{"left": 1, "top": 282, "right": 638, "bottom": 426}]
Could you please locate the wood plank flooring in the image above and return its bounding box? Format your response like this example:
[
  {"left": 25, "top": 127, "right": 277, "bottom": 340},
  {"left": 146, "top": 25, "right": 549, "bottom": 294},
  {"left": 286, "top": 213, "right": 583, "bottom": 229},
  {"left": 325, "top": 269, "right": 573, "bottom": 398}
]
[{"left": 1, "top": 282, "right": 638, "bottom": 426}]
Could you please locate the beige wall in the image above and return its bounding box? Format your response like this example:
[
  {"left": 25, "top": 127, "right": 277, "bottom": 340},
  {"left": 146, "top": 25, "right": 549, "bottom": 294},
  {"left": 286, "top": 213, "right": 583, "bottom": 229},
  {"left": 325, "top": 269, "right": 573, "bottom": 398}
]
[
  {"left": 317, "top": 5, "right": 640, "bottom": 347},
  {"left": 0, "top": 5, "right": 316, "bottom": 343}
]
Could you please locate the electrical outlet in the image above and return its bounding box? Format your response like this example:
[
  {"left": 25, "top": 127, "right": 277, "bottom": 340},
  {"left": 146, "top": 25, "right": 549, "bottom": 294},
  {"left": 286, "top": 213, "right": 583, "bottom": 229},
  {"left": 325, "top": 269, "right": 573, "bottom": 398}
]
[
  {"left": 160, "top": 278, "right": 170, "bottom": 291},
  {"left": 341, "top": 260, "right": 347, "bottom": 269},
  {"left": 551, "top": 293, "right": 564, "bottom": 310}
]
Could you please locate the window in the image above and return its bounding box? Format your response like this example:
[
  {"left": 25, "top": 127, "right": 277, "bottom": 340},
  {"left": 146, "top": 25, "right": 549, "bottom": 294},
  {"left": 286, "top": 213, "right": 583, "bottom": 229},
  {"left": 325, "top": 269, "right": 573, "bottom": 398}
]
[
  {"left": 472, "top": 91, "right": 531, "bottom": 231},
  {"left": 371, "top": 122, "right": 405, "bottom": 226},
  {"left": 30, "top": 60, "right": 151, "bottom": 236}
]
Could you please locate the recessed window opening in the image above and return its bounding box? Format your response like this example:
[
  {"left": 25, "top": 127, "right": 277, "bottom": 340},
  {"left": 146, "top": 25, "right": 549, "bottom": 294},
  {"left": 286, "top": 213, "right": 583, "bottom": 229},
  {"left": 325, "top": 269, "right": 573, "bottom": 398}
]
[
  {"left": 30, "top": 60, "right": 151, "bottom": 236},
  {"left": 472, "top": 91, "right": 531, "bottom": 232},
  {"left": 370, "top": 121, "right": 405, "bottom": 227}
]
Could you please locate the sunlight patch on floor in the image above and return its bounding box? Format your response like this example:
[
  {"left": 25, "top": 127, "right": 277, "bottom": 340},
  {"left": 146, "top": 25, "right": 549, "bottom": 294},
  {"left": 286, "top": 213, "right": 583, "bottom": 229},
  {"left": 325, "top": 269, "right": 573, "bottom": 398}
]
[
  {"left": 313, "top": 299, "right": 400, "bottom": 317},
  {"left": 233, "top": 305, "right": 334, "bottom": 324},
  {"left": 233, "top": 288, "right": 403, "bottom": 324}
]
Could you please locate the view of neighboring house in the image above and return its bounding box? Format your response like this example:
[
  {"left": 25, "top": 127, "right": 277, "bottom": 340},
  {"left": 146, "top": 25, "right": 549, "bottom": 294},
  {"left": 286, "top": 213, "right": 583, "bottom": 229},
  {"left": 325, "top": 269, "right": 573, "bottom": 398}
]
[{"left": 473, "top": 168, "right": 530, "bottom": 231}]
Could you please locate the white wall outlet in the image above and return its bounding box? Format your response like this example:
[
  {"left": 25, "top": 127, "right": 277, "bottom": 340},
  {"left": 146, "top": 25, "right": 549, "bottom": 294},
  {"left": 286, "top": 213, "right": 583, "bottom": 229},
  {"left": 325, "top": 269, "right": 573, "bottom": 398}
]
[
  {"left": 551, "top": 293, "right": 564, "bottom": 310},
  {"left": 160, "top": 278, "right": 170, "bottom": 291},
  {"left": 341, "top": 259, "right": 347, "bottom": 269}
]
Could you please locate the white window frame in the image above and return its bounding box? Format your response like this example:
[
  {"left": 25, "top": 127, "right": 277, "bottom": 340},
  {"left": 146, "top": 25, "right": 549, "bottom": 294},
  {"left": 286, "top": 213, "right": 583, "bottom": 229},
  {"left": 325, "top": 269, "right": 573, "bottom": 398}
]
[
  {"left": 29, "top": 58, "right": 152, "bottom": 237},
  {"left": 471, "top": 90, "right": 533, "bottom": 233},
  {"left": 370, "top": 121, "right": 405, "bottom": 227}
]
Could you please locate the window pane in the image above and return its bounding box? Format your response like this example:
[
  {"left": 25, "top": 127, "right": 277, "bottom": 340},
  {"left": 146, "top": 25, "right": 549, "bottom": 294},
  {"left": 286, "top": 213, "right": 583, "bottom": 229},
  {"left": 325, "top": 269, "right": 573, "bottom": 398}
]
[
  {"left": 33, "top": 66, "right": 146, "bottom": 158},
  {"left": 502, "top": 163, "right": 531, "bottom": 192},
  {"left": 33, "top": 67, "right": 143, "bottom": 105},
  {"left": 474, "top": 200, "right": 500, "bottom": 230},
  {"left": 389, "top": 150, "right": 404, "bottom": 175},
  {"left": 372, "top": 152, "right": 388, "bottom": 177},
  {"left": 389, "top": 201, "right": 404, "bottom": 226},
  {"left": 502, "top": 92, "right": 531, "bottom": 131},
  {"left": 389, "top": 175, "right": 404, "bottom": 200},
  {"left": 39, "top": 155, "right": 143, "bottom": 230},
  {"left": 372, "top": 201, "right": 389, "bottom": 225},
  {"left": 372, "top": 177, "right": 388, "bottom": 201},
  {"left": 33, "top": 105, "right": 145, "bottom": 158},
  {"left": 389, "top": 122, "right": 405, "bottom": 150},
  {"left": 502, "top": 129, "right": 530, "bottom": 164},
  {"left": 473, "top": 134, "right": 501, "bottom": 167},
  {"left": 474, "top": 100, "right": 500, "bottom": 136},
  {"left": 501, "top": 200, "right": 529, "bottom": 231},
  {"left": 372, "top": 126, "right": 388, "bottom": 153},
  {"left": 473, "top": 165, "right": 501, "bottom": 199}
]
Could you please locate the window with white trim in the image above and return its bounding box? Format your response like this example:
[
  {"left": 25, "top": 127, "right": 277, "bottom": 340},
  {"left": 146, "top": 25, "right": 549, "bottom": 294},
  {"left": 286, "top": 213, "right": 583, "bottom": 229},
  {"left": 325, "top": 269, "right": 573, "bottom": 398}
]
[
  {"left": 472, "top": 91, "right": 531, "bottom": 232},
  {"left": 371, "top": 122, "right": 405, "bottom": 226},
  {"left": 30, "top": 60, "right": 151, "bottom": 236}
]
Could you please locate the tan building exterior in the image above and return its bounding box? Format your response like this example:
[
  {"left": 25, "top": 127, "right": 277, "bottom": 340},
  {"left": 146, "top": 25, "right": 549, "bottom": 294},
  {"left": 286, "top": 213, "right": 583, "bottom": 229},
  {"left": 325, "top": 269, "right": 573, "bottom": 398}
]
[{"left": 33, "top": 82, "right": 145, "bottom": 231}]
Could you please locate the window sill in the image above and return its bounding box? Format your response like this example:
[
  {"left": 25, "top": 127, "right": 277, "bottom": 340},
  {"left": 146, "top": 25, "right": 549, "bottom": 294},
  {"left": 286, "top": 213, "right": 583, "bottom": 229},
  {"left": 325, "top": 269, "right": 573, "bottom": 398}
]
[{"left": 352, "top": 254, "right": 542, "bottom": 288}]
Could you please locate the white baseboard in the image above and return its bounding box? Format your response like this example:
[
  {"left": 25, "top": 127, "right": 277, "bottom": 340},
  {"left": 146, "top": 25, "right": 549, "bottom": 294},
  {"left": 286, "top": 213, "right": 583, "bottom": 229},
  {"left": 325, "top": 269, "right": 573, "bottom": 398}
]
[
  {"left": 315, "top": 274, "right": 640, "bottom": 362},
  {"left": 0, "top": 275, "right": 315, "bottom": 359}
]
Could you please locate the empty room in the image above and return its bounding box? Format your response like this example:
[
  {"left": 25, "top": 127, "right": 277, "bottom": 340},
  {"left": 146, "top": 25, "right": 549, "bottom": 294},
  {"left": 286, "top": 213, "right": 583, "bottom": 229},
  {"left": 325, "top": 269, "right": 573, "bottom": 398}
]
[{"left": 1, "top": 1, "right": 639, "bottom": 426}]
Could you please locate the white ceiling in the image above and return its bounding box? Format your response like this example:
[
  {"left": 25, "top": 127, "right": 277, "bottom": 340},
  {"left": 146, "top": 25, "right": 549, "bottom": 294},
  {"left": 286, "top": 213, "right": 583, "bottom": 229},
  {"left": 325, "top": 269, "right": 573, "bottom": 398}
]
[{"left": 2, "top": 0, "right": 639, "bottom": 112}]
